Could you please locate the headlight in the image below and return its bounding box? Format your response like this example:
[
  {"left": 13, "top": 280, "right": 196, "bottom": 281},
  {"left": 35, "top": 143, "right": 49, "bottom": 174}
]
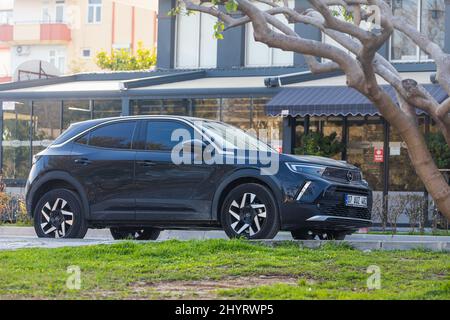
[
  {"left": 285, "top": 163, "right": 326, "bottom": 176},
  {"left": 32, "top": 155, "right": 42, "bottom": 165}
]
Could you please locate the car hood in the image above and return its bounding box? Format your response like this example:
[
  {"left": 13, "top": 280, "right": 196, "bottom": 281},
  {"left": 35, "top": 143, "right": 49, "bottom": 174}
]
[{"left": 280, "top": 154, "right": 358, "bottom": 170}]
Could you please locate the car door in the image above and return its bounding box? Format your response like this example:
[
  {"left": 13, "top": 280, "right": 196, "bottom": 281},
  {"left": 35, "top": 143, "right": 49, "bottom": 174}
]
[
  {"left": 134, "top": 119, "right": 217, "bottom": 221},
  {"left": 71, "top": 120, "right": 138, "bottom": 220}
]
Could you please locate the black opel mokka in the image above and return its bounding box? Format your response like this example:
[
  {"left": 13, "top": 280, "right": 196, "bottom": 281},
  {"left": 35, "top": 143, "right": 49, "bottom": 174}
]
[{"left": 25, "top": 116, "right": 372, "bottom": 240}]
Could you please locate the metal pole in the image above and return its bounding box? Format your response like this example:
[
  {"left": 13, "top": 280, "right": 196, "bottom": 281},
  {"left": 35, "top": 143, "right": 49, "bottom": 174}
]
[
  {"left": 342, "top": 116, "right": 348, "bottom": 161},
  {"left": 423, "top": 115, "right": 430, "bottom": 227},
  {"left": 382, "top": 118, "right": 390, "bottom": 225},
  {"left": 29, "top": 101, "right": 34, "bottom": 169}
]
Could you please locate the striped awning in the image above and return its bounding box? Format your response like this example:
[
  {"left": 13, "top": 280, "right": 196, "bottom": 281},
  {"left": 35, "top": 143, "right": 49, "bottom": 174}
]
[{"left": 266, "top": 84, "right": 448, "bottom": 117}]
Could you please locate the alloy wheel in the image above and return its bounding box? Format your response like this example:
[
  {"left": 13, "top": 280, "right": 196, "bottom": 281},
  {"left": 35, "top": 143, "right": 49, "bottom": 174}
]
[
  {"left": 39, "top": 198, "right": 74, "bottom": 238},
  {"left": 228, "top": 192, "right": 267, "bottom": 237}
]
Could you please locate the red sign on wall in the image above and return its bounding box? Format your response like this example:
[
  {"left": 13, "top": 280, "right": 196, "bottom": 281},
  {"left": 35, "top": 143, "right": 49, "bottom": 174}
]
[{"left": 374, "top": 147, "right": 384, "bottom": 163}]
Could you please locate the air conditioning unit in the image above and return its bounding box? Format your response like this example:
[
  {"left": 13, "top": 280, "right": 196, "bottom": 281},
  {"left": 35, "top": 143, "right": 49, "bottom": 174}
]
[{"left": 16, "top": 46, "right": 31, "bottom": 56}]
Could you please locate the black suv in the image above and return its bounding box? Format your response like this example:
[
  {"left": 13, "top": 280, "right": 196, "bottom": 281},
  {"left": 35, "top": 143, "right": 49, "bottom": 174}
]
[{"left": 25, "top": 116, "right": 372, "bottom": 240}]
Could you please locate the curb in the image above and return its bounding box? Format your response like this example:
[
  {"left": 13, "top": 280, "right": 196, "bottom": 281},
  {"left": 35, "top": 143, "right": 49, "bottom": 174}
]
[{"left": 252, "top": 240, "right": 450, "bottom": 252}]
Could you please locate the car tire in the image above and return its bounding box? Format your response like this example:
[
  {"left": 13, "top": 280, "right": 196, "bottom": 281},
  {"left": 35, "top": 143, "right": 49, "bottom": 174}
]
[
  {"left": 325, "top": 232, "right": 347, "bottom": 240},
  {"left": 221, "top": 183, "right": 280, "bottom": 240},
  {"left": 110, "top": 228, "right": 161, "bottom": 240},
  {"left": 291, "top": 229, "right": 314, "bottom": 240},
  {"left": 34, "top": 189, "right": 88, "bottom": 239}
]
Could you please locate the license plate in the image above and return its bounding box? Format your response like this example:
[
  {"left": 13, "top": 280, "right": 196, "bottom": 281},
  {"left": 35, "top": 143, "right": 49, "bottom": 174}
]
[{"left": 345, "top": 194, "right": 368, "bottom": 208}]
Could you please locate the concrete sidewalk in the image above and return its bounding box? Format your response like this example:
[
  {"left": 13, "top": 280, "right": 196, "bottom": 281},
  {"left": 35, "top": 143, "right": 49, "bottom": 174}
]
[{"left": 0, "top": 226, "right": 449, "bottom": 251}]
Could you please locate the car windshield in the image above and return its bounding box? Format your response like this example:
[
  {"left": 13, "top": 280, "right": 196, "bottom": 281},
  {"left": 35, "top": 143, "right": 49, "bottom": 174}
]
[{"left": 199, "top": 120, "right": 276, "bottom": 152}]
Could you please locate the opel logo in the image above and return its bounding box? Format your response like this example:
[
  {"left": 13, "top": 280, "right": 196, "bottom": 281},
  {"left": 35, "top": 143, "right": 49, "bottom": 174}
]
[{"left": 346, "top": 171, "right": 353, "bottom": 182}]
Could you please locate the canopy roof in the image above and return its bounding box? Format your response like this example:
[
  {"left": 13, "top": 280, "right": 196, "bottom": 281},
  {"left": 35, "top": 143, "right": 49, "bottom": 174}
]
[{"left": 266, "top": 84, "right": 447, "bottom": 117}]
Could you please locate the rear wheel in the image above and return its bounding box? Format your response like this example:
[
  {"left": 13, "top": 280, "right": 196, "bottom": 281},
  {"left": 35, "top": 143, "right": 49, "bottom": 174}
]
[
  {"left": 34, "top": 189, "right": 87, "bottom": 239},
  {"left": 221, "top": 183, "right": 280, "bottom": 240},
  {"left": 110, "top": 228, "right": 160, "bottom": 240}
]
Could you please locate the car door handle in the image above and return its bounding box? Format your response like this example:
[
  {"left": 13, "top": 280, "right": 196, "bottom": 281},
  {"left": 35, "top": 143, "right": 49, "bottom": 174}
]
[
  {"left": 137, "top": 160, "right": 156, "bottom": 167},
  {"left": 74, "top": 158, "right": 91, "bottom": 165}
]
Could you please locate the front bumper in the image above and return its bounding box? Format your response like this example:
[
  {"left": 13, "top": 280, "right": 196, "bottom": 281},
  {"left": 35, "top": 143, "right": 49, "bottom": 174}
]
[{"left": 280, "top": 182, "right": 373, "bottom": 231}]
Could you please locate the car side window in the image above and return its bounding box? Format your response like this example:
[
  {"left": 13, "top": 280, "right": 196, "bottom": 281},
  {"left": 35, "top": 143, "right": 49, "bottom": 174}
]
[
  {"left": 145, "top": 120, "right": 194, "bottom": 151},
  {"left": 78, "top": 121, "right": 136, "bottom": 149}
]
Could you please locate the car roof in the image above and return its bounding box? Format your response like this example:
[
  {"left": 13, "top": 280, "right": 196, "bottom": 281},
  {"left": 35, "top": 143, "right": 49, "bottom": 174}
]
[{"left": 72, "top": 115, "right": 212, "bottom": 126}]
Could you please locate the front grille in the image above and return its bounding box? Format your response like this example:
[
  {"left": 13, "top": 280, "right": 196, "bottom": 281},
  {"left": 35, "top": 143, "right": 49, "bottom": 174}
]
[
  {"left": 323, "top": 167, "right": 362, "bottom": 183},
  {"left": 319, "top": 186, "right": 372, "bottom": 220}
]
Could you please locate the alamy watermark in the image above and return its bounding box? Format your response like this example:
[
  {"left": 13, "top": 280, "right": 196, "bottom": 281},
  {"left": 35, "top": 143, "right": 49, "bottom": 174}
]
[
  {"left": 66, "top": 265, "right": 81, "bottom": 290},
  {"left": 366, "top": 265, "right": 381, "bottom": 290}
]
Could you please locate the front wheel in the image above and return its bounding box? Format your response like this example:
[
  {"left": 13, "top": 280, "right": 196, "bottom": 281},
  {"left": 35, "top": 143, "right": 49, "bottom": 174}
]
[
  {"left": 110, "top": 228, "right": 161, "bottom": 240},
  {"left": 221, "top": 183, "right": 280, "bottom": 239},
  {"left": 34, "top": 189, "right": 87, "bottom": 239}
]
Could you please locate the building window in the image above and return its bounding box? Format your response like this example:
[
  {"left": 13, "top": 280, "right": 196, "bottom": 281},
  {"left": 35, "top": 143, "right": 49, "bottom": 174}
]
[
  {"left": 88, "top": 0, "right": 102, "bottom": 24},
  {"left": 245, "top": 0, "right": 294, "bottom": 67},
  {"left": 49, "top": 49, "right": 66, "bottom": 73},
  {"left": 0, "top": 10, "right": 13, "bottom": 25},
  {"left": 390, "top": 0, "right": 445, "bottom": 62},
  {"left": 175, "top": 10, "right": 217, "bottom": 68},
  {"left": 55, "top": 0, "right": 65, "bottom": 23},
  {"left": 42, "top": 0, "right": 51, "bottom": 23},
  {"left": 81, "top": 49, "right": 91, "bottom": 58}
]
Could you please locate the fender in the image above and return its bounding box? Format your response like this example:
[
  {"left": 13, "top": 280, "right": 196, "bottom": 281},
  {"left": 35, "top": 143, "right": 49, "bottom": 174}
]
[
  {"left": 211, "top": 168, "right": 284, "bottom": 223},
  {"left": 27, "top": 171, "right": 91, "bottom": 220}
]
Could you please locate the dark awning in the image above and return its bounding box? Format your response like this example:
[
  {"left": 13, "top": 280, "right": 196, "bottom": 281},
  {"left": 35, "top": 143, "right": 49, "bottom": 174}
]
[{"left": 266, "top": 84, "right": 448, "bottom": 117}]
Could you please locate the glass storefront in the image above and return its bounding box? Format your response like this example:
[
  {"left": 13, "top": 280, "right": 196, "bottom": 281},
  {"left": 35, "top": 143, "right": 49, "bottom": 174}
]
[
  {"left": 389, "top": 117, "right": 426, "bottom": 191},
  {"left": 33, "top": 100, "right": 62, "bottom": 156},
  {"left": 192, "top": 98, "right": 220, "bottom": 120},
  {"left": 130, "top": 99, "right": 190, "bottom": 116},
  {"left": 2, "top": 101, "right": 32, "bottom": 180},
  {"left": 347, "top": 116, "right": 384, "bottom": 192},
  {"left": 0, "top": 95, "right": 433, "bottom": 197},
  {"left": 221, "top": 98, "right": 251, "bottom": 130},
  {"left": 1, "top": 96, "right": 282, "bottom": 183},
  {"left": 252, "top": 97, "right": 282, "bottom": 150},
  {"left": 62, "top": 100, "right": 91, "bottom": 129},
  {"left": 93, "top": 100, "right": 122, "bottom": 119}
]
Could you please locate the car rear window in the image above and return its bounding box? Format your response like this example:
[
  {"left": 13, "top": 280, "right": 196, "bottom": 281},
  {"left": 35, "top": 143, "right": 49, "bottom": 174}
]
[
  {"left": 78, "top": 121, "right": 137, "bottom": 149},
  {"left": 51, "top": 120, "right": 101, "bottom": 146}
]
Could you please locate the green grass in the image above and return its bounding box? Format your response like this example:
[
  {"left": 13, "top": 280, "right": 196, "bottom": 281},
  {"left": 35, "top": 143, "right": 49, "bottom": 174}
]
[{"left": 0, "top": 240, "right": 448, "bottom": 300}]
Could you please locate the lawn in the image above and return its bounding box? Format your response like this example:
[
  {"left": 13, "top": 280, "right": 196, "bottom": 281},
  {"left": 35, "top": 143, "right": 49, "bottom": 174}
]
[{"left": 0, "top": 240, "right": 448, "bottom": 300}]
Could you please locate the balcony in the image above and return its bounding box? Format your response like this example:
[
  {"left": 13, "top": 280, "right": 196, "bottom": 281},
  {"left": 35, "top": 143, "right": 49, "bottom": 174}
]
[
  {"left": 0, "top": 25, "right": 13, "bottom": 42},
  {"left": 0, "top": 22, "right": 71, "bottom": 45}
]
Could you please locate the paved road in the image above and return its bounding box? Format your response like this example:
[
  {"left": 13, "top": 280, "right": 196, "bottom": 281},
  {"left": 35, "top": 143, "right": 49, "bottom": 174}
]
[{"left": 0, "top": 227, "right": 449, "bottom": 251}]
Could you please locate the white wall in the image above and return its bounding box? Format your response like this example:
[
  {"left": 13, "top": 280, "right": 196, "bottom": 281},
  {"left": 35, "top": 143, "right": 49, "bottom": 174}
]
[
  {"left": 11, "top": 45, "right": 67, "bottom": 78},
  {"left": 13, "top": 0, "right": 44, "bottom": 23},
  {"left": 0, "top": 0, "right": 14, "bottom": 11},
  {"left": 0, "top": 49, "right": 11, "bottom": 77}
]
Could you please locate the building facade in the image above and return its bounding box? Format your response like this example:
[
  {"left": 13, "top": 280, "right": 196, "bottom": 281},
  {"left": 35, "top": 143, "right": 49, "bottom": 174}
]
[
  {"left": 0, "top": 0, "right": 14, "bottom": 83},
  {"left": 0, "top": 0, "right": 158, "bottom": 79},
  {"left": 0, "top": 0, "right": 449, "bottom": 226}
]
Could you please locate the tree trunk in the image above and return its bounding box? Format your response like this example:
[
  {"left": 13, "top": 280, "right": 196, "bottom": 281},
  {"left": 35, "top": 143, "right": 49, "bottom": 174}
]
[{"left": 373, "top": 95, "right": 450, "bottom": 221}]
